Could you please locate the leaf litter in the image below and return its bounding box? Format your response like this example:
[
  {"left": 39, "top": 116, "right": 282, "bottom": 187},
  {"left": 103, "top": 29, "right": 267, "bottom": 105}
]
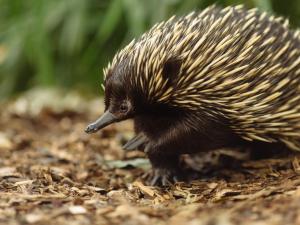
[{"left": 1, "top": 89, "right": 300, "bottom": 225}]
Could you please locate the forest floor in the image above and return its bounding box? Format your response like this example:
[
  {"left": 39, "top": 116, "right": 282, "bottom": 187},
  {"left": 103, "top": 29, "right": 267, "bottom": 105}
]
[{"left": 1, "top": 89, "right": 300, "bottom": 225}]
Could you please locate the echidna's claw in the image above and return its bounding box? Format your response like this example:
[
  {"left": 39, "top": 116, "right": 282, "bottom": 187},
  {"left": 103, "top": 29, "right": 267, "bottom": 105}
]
[
  {"left": 150, "top": 173, "right": 160, "bottom": 186},
  {"left": 123, "top": 133, "right": 148, "bottom": 151},
  {"left": 144, "top": 168, "right": 183, "bottom": 187}
]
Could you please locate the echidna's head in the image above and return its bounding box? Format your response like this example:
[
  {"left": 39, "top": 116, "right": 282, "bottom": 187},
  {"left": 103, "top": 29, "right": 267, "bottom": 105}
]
[
  {"left": 85, "top": 33, "right": 184, "bottom": 133},
  {"left": 84, "top": 58, "right": 138, "bottom": 133}
]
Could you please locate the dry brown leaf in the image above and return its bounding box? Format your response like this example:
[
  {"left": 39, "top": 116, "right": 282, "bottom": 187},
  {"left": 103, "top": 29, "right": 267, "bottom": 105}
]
[
  {"left": 133, "top": 181, "right": 156, "bottom": 197},
  {"left": 0, "top": 133, "right": 13, "bottom": 150},
  {"left": 213, "top": 189, "right": 241, "bottom": 202},
  {"left": 68, "top": 206, "right": 87, "bottom": 214},
  {"left": 292, "top": 157, "right": 300, "bottom": 175},
  {"left": 0, "top": 167, "right": 21, "bottom": 178}
]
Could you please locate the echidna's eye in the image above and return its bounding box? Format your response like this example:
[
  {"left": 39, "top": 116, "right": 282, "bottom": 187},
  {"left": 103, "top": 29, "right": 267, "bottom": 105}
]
[{"left": 119, "top": 102, "right": 128, "bottom": 113}]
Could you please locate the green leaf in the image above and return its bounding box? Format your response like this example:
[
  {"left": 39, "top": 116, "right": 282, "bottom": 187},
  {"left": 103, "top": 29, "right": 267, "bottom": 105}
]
[{"left": 106, "top": 158, "right": 151, "bottom": 170}]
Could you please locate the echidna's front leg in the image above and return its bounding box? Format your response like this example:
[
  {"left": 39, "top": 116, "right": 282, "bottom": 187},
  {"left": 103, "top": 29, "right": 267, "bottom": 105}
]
[{"left": 144, "top": 144, "right": 185, "bottom": 186}]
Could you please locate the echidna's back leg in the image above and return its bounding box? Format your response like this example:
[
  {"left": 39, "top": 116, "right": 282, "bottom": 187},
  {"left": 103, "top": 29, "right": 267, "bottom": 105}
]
[{"left": 246, "top": 140, "right": 292, "bottom": 159}]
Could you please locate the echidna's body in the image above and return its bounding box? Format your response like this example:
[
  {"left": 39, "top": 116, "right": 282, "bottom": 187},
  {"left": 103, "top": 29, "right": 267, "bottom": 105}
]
[{"left": 86, "top": 5, "right": 300, "bottom": 185}]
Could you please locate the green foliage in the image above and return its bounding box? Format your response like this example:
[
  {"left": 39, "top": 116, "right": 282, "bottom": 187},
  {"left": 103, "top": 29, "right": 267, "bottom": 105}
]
[{"left": 0, "top": 0, "right": 299, "bottom": 98}]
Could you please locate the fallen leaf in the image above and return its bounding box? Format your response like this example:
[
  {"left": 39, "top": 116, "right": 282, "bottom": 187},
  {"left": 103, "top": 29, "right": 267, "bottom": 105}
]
[
  {"left": 0, "top": 133, "right": 13, "bottom": 150},
  {"left": 106, "top": 158, "right": 150, "bottom": 170},
  {"left": 0, "top": 167, "right": 21, "bottom": 178},
  {"left": 14, "top": 180, "right": 34, "bottom": 186},
  {"left": 68, "top": 206, "right": 87, "bottom": 214},
  {"left": 25, "top": 213, "right": 43, "bottom": 224},
  {"left": 213, "top": 189, "right": 241, "bottom": 202},
  {"left": 292, "top": 157, "right": 300, "bottom": 175},
  {"left": 133, "top": 181, "right": 155, "bottom": 197}
]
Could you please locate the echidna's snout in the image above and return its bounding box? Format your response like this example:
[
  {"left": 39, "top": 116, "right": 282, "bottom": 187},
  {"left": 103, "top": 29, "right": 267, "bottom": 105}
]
[{"left": 85, "top": 111, "right": 117, "bottom": 133}]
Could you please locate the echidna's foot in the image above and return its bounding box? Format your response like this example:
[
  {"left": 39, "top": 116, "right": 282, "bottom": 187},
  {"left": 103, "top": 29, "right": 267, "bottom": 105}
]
[{"left": 143, "top": 167, "right": 186, "bottom": 186}]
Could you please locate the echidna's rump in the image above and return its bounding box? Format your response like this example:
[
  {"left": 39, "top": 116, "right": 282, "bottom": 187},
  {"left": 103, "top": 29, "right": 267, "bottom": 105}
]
[{"left": 86, "top": 5, "right": 300, "bottom": 185}]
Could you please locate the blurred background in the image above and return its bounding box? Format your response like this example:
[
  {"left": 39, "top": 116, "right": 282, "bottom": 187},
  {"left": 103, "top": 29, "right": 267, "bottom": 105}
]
[{"left": 0, "top": 0, "right": 299, "bottom": 100}]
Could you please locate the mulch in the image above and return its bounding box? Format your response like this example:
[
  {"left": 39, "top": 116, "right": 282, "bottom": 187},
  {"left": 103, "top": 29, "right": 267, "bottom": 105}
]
[{"left": 1, "top": 90, "right": 300, "bottom": 225}]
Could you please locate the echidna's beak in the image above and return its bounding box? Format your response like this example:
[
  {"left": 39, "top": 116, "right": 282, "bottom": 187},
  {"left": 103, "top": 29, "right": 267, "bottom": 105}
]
[{"left": 85, "top": 111, "right": 117, "bottom": 133}]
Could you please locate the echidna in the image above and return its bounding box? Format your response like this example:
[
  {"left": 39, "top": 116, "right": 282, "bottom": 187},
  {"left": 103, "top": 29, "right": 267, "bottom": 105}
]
[{"left": 85, "top": 5, "right": 300, "bottom": 186}]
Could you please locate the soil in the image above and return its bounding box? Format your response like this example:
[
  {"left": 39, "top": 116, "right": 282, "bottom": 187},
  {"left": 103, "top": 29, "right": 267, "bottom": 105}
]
[{"left": 1, "top": 90, "right": 300, "bottom": 225}]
